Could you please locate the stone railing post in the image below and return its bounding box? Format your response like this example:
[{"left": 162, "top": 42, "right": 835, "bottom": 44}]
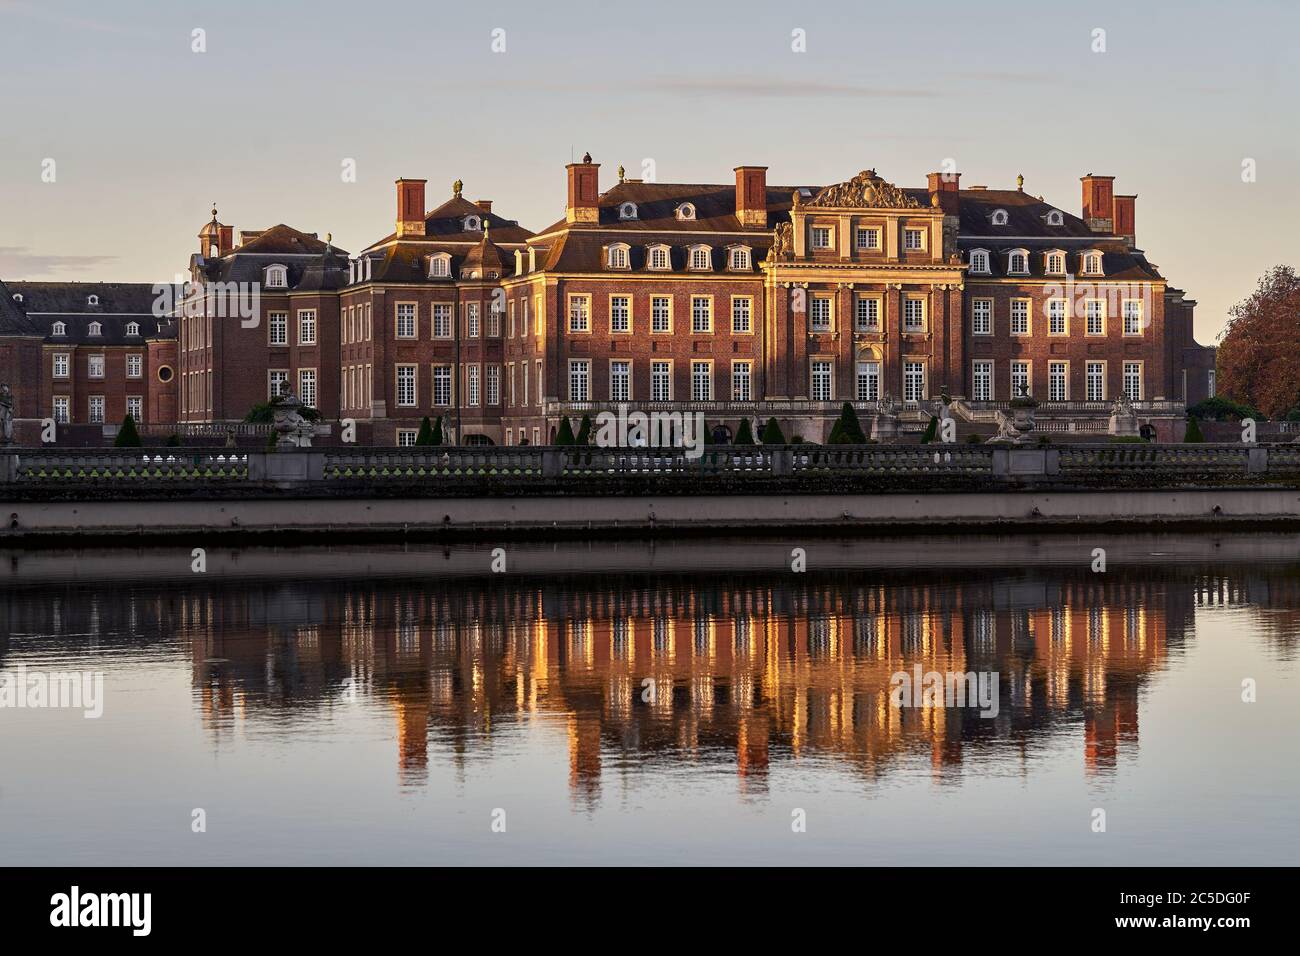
[
  {"left": 542, "top": 448, "right": 563, "bottom": 478},
  {"left": 1248, "top": 447, "right": 1268, "bottom": 474},
  {"left": 771, "top": 447, "right": 793, "bottom": 477},
  {"left": 0, "top": 453, "right": 14, "bottom": 484}
]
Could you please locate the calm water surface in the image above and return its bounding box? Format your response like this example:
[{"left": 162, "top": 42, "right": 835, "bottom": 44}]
[{"left": 1, "top": 534, "right": 1297, "bottom": 865}]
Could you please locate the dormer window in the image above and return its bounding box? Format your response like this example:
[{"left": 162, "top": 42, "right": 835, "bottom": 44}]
[
  {"left": 428, "top": 254, "right": 451, "bottom": 278},
  {"left": 969, "top": 249, "right": 990, "bottom": 274},
  {"left": 648, "top": 245, "right": 671, "bottom": 270},
  {"left": 88, "top": 321, "right": 103, "bottom": 336},
  {"left": 11, "top": 293, "right": 21, "bottom": 303},
  {"left": 1045, "top": 210, "right": 1064, "bottom": 226},
  {"left": 606, "top": 243, "right": 631, "bottom": 270},
  {"left": 990, "top": 209, "right": 1009, "bottom": 226},
  {"left": 463, "top": 215, "right": 481, "bottom": 232},
  {"left": 688, "top": 245, "right": 712, "bottom": 271},
  {"left": 1007, "top": 249, "right": 1029, "bottom": 275},
  {"left": 618, "top": 202, "right": 638, "bottom": 220},
  {"left": 265, "top": 264, "right": 288, "bottom": 288},
  {"left": 87, "top": 294, "right": 99, "bottom": 306},
  {"left": 126, "top": 321, "right": 140, "bottom": 336},
  {"left": 1045, "top": 251, "right": 1066, "bottom": 275},
  {"left": 727, "top": 246, "right": 751, "bottom": 271},
  {"left": 675, "top": 202, "right": 696, "bottom": 221},
  {"left": 52, "top": 321, "right": 67, "bottom": 336},
  {"left": 1083, "top": 251, "right": 1104, "bottom": 275}
]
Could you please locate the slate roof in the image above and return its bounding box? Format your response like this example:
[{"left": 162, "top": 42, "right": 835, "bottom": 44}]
[
  {"left": 197, "top": 224, "right": 350, "bottom": 289},
  {"left": 365, "top": 194, "right": 535, "bottom": 248},
  {"left": 533, "top": 181, "right": 812, "bottom": 236},
  {"left": 7, "top": 281, "right": 161, "bottom": 314}
]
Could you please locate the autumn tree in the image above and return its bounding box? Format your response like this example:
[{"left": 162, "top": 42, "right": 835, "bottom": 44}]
[{"left": 1217, "top": 265, "right": 1300, "bottom": 418}]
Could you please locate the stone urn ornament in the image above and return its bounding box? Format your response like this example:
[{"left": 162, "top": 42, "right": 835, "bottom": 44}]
[
  {"left": 271, "top": 391, "right": 313, "bottom": 449},
  {"left": 0, "top": 383, "right": 13, "bottom": 445},
  {"left": 1008, "top": 384, "right": 1039, "bottom": 443}
]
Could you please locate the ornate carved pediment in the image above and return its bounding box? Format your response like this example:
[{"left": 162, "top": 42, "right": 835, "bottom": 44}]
[
  {"left": 810, "top": 169, "right": 921, "bottom": 210},
  {"left": 766, "top": 221, "right": 793, "bottom": 262}
]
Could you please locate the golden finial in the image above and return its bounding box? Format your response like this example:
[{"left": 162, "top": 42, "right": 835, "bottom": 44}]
[
  {"left": 1016, "top": 174, "right": 1024, "bottom": 191},
  {"left": 326, "top": 232, "right": 332, "bottom": 244},
  {"left": 453, "top": 179, "right": 463, "bottom": 197},
  {"left": 617, "top": 164, "right": 625, "bottom": 182},
  {"left": 210, "top": 203, "right": 218, "bottom": 220},
  {"left": 931, "top": 192, "right": 941, "bottom": 208}
]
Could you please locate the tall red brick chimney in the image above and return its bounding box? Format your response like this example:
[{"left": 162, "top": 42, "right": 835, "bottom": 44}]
[
  {"left": 1080, "top": 174, "right": 1115, "bottom": 233},
  {"left": 734, "top": 166, "right": 768, "bottom": 228},
  {"left": 474, "top": 199, "right": 493, "bottom": 213},
  {"left": 566, "top": 154, "right": 600, "bottom": 224},
  {"left": 1113, "top": 194, "right": 1136, "bottom": 247},
  {"left": 217, "top": 225, "right": 234, "bottom": 256},
  {"left": 395, "top": 178, "right": 427, "bottom": 237},
  {"left": 927, "top": 171, "right": 961, "bottom": 213}
]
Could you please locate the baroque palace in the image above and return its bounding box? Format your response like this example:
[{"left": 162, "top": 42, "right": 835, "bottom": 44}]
[{"left": 0, "top": 157, "right": 1216, "bottom": 445}]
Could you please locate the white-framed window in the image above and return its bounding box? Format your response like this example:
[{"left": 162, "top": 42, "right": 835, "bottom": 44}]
[
  {"left": 689, "top": 246, "right": 712, "bottom": 271},
  {"left": 396, "top": 365, "right": 417, "bottom": 407},
  {"left": 731, "top": 296, "right": 752, "bottom": 334},
  {"left": 396, "top": 302, "right": 416, "bottom": 338},
  {"left": 651, "top": 360, "right": 672, "bottom": 401},
  {"left": 299, "top": 369, "right": 317, "bottom": 408},
  {"left": 1048, "top": 361, "right": 1068, "bottom": 401},
  {"left": 969, "top": 249, "right": 990, "bottom": 273},
  {"left": 903, "top": 361, "right": 926, "bottom": 402},
  {"left": 903, "top": 298, "right": 926, "bottom": 332},
  {"left": 265, "top": 264, "right": 287, "bottom": 288},
  {"left": 607, "top": 244, "right": 630, "bottom": 269},
  {"left": 569, "top": 359, "right": 590, "bottom": 401},
  {"left": 127, "top": 396, "right": 142, "bottom": 421},
  {"left": 809, "top": 297, "right": 832, "bottom": 333},
  {"left": 1123, "top": 361, "right": 1143, "bottom": 400},
  {"left": 1208, "top": 369, "right": 1216, "bottom": 398},
  {"left": 269, "top": 369, "right": 289, "bottom": 399},
  {"left": 488, "top": 301, "right": 502, "bottom": 337},
  {"left": 53, "top": 396, "right": 69, "bottom": 423},
  {"left": 732, "top": 360, "right": 752, "bottom": 401},
  {"left": 88, "top": 354, "right": 105, "bottom": 378},
  {"left": 903, "top": 228, "right": 924, "bottom": 250},
  {"left": 810, "top": 360, "right": 833, "bottom": 401},
  {"left": 610, "top": 295, "right": 631, "bottom": 333},
  {"left": 1047, "top": 298, "right": 1067, "bottom": 335},
  {"left": 1085, "top": 299, "right": 1105, "bottom": 336},
  {"left": 53, "top": 353, "right": 70, "bottom": 378},
  {"left": 856, "top": 228, "right": 880, "bottom": 251},
  {"left": 1008, "top": 250, "right": 1028, "bottom": 274},
  {"left": 269, "top": 311, "right": 287, "bottom": 345},
  {"left": 972, "top": 299, "right": 992, "bottom": 335},
  {"left": 610, "top": 360, "right": 631, "bottom": 401},
  {"left": 87, "top": 294, "right": 99, "bottom": 306},
  {"left": 428, "top": 254, "right": 450, "bottom": 278},
  {"left": 856, "top": 361, "right": 880, "bottom": 401},
  {"left": 1123, "top": 299, "right": 1143, "bottom": 336},
  {"left": 691, "top": 361, "right": 712, "bottom": 400},
  {"left": 728, "top": 247, "right": 751, "bottom": 271},
  {"left": 618, "top": 202, "right": 638, "bottom": 220},
  {"left": 568, "top": 295, "right": 590, "bottom": 333},
  {"left": 298, "top": 310, "right": 316, "bottom": 345},
  {"left": 651, "top": 296, "right": 671, "bottom": 333},
  {"left": 675, "top": 202, "right": 696, "bottom": 221},
  {"left": 127, "top": 354, "right": 142, "bottom": 378},
  {"left": 88, "top": 395, "right": 104, "bottom": 424},
  {"left": 1010, "top": 299, "right": 1030, "bottom": 335},
  {"left": 1086, "top": 361, "right": 1106, "bottom": 401},
  {"left": 52, "top": 321, "right": 67, "bottom": 336},
  {"left": 88, "top": 321, "right": 102, "bottom": 336},
  {"left": 648, "top": 245, "right": 671, "bottom": 270},
  {"left": 463, "top": 214, "right": 481, "bottom": 232},
  {"left": 991, "top": 209, "right": 1009, "bottom": 226},
  {"left": 1045, "top": 210, "right": 1064, "bottom": 226},
  {"left": 691, "top": 296, "right": 712, "bottom": 334},
  {"left": 810, "top": 227, "right": 832, "bottom": 250},
  {"left": 1083, "top": 251, "right": 1103, "bottom": 275},
  {"left": 1010, "top": 361, "right": 1030, "bottom": 398},
  {"left": 432, "top": 365, "right": 452, "bottom": 406},
  {"left": 433, "top": 303, "right": 452, "bottom": 338},
  {"left": 397, "top": 429, "right": 419, "bottom": 447},
  {"left": 972, "top": 360, "right": 993, "bottom": 401},
  {"left": 467, "top": 364, "right": 480, "bottom": 406},
  {"left": 466, "top": 302, "right": 480, "bottom": 337},
  {"left": 126, "top": 321, "right": 140, "bottom": 336},
  {"left": 855, "top": 296, "right": 880, "bottom": 332},
  {"left": 1046, "top": 251, "right": 1065, "bottom": 275}
]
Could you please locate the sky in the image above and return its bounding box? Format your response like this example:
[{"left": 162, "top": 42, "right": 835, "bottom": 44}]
[{"left": 0, "top": 0, "right": 1295, "bottom": 344}]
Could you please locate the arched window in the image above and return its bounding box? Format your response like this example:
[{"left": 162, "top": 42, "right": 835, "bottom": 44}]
[
  {"left": 1083, "top": 251, "right": 1103, "bottom": 275},
  {"left": 969, "top": 249, "right": 990, "bottom": 273},
  {"left": 728, "top": 247, "right": 751, "bottom": 271},
  {"left": 1007, "top": 249, "right": 1029, "bottom": 274},
  {"left": 428, "top": 254, "right": 451, "bottom": 278},
  {"left": 991, "top": 209, "right": 1009, "bottom": 226},
  {"left": 1045, "top": 251, "right": 1065, "bottom": 274},
  {"left": 607, "top": 244, "right": 630, "bottom": 269},
  {"left": 647, "top": 245, "right": 671, "bottom": 270},
  {"left": 463, "top": 215, "right": 481, "bottom": 232},
  {"left": 52, "top": 321, "right": 67, "bottom": 336},
  {"left": 126, "top": 321, "right": 140, "bottom": 336},
  {"left": 688, "top": 245, "right": 712, "bottom": 270},
  {"left": 88, "top": 321, "right": 103, "bottom": 336},
  {"left": 675, "top": 202, "right": 696, "bottom": 221},
  {"left": 1045, "top": 210, "right": 1064, "bottom": 226},
  {"left": 11, "top": 293, "right": 21, "bottom": 303},
  {"left": 87, "top": 294, "right": 100, "bottom": 306},
  {"left": 265, "top": 264, "right": 288, "bottom": 288},
  {"left": 618, "top": 202, "right": 638, "bottom": 220}
]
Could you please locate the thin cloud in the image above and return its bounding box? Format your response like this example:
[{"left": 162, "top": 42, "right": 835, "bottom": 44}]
[
  {"left": 475, "top": 75, "right": 936, "bottom": 99},
  {"left": 0, "top": 0, "right": 155, "bottom": 37},
  {"left": 0, "top": 247, "right": 119, "bottom": 280}
]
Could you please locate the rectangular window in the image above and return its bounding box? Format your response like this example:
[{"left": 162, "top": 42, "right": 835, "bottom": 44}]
[
  {"left": 1123, "top": 300, "right": 1143, "bottom": 336},
  {"left": 568, "top": 295, "right": 589, "bottom": 333},
  {"left": 432, "top": 366, "right": 452, "bottom": 406},
  {"left": 298, "top": 310, "right": 316, "bottom": 345},
  {"left": 1086, "top": 361, "right": 1106, "bottom": 401},
  {"left": 904, "top": 298, "right": 925, "bottom": 332},
  {"left": 732, "top": 361, "right": 752, "bottom": 401},
  {"left": 396, "top": 365, "right": 417, "bottom": 407},
  {"left": 433, "top": 304, "right": 452, "bottom": 338},
  {"left": 521, "top": 363, "right": 529, "bottom": 407},
  {"left": 269, "top": 312, "right": 287, "bottom": 345},
  {"left": 88, "top": 354, "right": 104, "bottom": 378},
  {"left": 610, "top": 296, "right": 631, "bottom": 333},
  {"left": 731, "top": 297, "right": 752, "bottom": 334},
  {"left": 691, "top": 296, "right": 712, "bottom": 334},
  {"left": 651, "top": 296, "right": 671, "bottom": 333},
  {"left": 691, "top": 361, "right": 712, "bottom": 400},
  {"left": 1123, "top": 361, "right": 1142, "bottom": 400},
  {"left": 856, "top": 361, "right": 880, "bottom": 402},
  {"left": 536, "top": 360, "right": 542, "bottom": 404},
  {"left": 903, "top": 361, "right": 926, "bottom": 402},
  {"left": 467, "top": 364, "right": 480, "bottom": 406},
  {"left": 651, "top": 361, "right": 671, "bottom": 401},
  {"left": 809, "top": 297, "right": 832, "bottom": 332},
  {"left": 487, "top": 303, "right": 502, "bottom": 337},
  {"left": 811, "top": 360, "right": 833, "bottom": 401},
  {"left": 299, "top": 369, "right": 317, "bottom": 408},
  {"left": 1010, "top": 361, "right": 1030, "bottom": 398},
  {"left": 856, "top": 228, "right": 880, "bottom": 250},
  {"left": 509, "top": 300, "right": 516, "bottom": 338},
  {"left": 88, "top": 396, "right": 104, "bottom": 424},
  {"left": 396, "top": 302, "right": 416, "bottom": 338},
  {"left": 127, "top": 354, "right": 143, "bottom": 378},
  {"left": 972, "top": 360, "right": 993, "bottom": 401},
  {"left": 1048, "top": 299, "right": 1067, "bottom": 335},
  {"left": 534, "top": 297, "right": 542, "bottom": 336},
  {"left": 610, "top": 360, "right": 631, "bottom": 401},
  {"left": 855, "top": 297, "right": 880, "bottom": 332},
  {"left": 269, "top": 370, "right": 289, "bottom": 399},
  {"left": 1085, "top": 299, "right": 1105, "bottom": 336},
  {"left": 904, "top": 228, "right": 924, "bottom": 250},
  {"left": 972, "top": 299, "right": 992, "bottom": 335},
  {"left": 569, "top": 360, "right": 590, "bottom": 401},
  {"left": 53, "top": 353, "right": 69, "bottom": 378},
  {"left": 1010, "top": 299, "right": 1030, "bottom": 336},
  {"left": 53, "top": 396, "right": 69, "bottom": 423},
  {"left": 487, "top": 364, "right": 500, "bottom": 405},
  {"left": 466, "top": 302, "right": 480, "bottom": 338},
  {"left": 1048, "top": 361, "right": 1068, "bottom": 401},
  {"left": 397, "top": 430, "right": 418, "bottom": 447},
  {"left": 127, "top": 396, "right": 142, "bottom": 421},
  {"left": 811, "top": 227, "right": 832, "bottom": 249}
]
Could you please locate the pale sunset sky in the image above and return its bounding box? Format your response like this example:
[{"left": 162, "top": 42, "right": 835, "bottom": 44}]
[{"left": 1, "top": 0, "right": 1295, "bottom": 343}]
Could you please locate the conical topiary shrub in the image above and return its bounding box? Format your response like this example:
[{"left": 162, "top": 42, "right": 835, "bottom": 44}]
[
  {"left": 114, "top": 413, "right": 142, "bottom": 448},
  {"left": 760, "top": 417, "right": 786, "bottom": 444},
  {"left": 837, "top": 402, "right": 867, "bottom": 443},
  {"left": 576, "top": 414, "right": 593, "bottom": 445},
  {"left": 555, "top": 417, "right": 576, "bottom": 446},
  {"left": 1183, "top": 416, "right": 1205, "bottom": 443},
  {"left": 734, "top": 418, "right": 755, "bottom": 445},
  {"left": 920, "top": 415, "right": 938, "bottom": 444},
  {"left": 415, "top": 416, "right": 436, "bottom": 446}
]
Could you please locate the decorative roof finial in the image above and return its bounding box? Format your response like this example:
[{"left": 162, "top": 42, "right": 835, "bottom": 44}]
[
  {"left": 1016, "top": 174, "right": 1024, "bottom": 191},
  {"left": 210, "top": 203, "right": 218, "bottom": 221},
  {"left": 617, "top": 164, "right": 625, "bottom": 183},
  {"left": 326, "top": 232, "right": 332, "bottom": 245},
  {"left": 582, "top": 151, "right": 592, "bottom": 164},
  {"left": 453, "top": 179, "right": 463, "bottom": 198}
]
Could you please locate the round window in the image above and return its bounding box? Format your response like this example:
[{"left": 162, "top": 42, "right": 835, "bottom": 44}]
[{"left": 157, "top": 365, "right": 174, "bottom": 383}]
